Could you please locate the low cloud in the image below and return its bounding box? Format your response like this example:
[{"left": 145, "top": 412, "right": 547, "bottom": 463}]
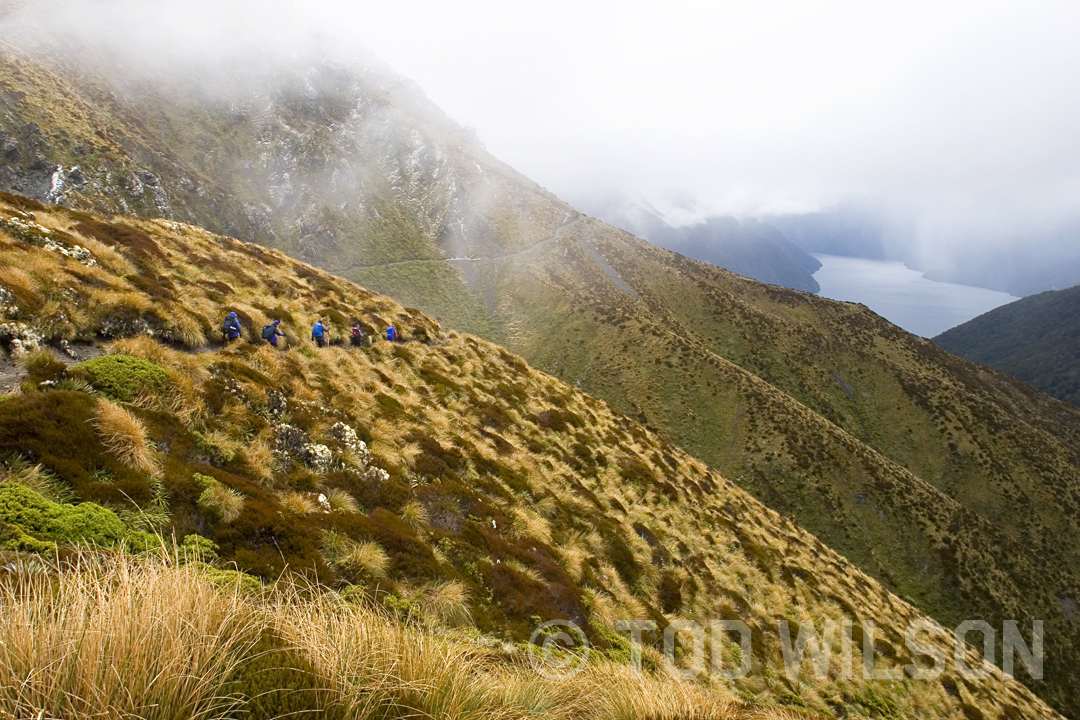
[{"left": 6, "top": 0, "right": 1080, "bottom": 280}]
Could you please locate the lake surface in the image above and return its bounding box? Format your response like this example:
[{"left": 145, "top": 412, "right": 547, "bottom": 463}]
[{"left": 812, "top": 254, "right": 1019, "bottom": 338}]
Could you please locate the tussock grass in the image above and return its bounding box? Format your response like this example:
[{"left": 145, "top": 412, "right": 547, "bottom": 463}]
[
  {"left": 198, "top": 482, "right": 245, "bottom": 523},
  {"left": 400, "top": 499, "right": 429, "bottom": 529},
  {"left": 0, "top": 264, "right": 37, "bottom": 298},
  {"left": 278, "top": 491, "right": 319, "bottom": 515},
  {"left": 510, "top": 506, "right": 552, "bottom": 544},
  {"left": 321, "top": 532, "right": 391, "bottom": 579},
  {"left": 92, "top": 399, "right": 159, "bottom": 475},
  {"left": 341, "top": 541, "right": 391, "bottom": 579},
  {"left": 418, "top": 579, "right": 472, "bottom": 627},
  {"left": 243, "top": 432, "right": 277, "bottom": 484},
  {"left": 270, "top": 589, "right": 752, "bottom": 720},
  {"left": 325, "top": 487, "right": 360, "bottom": 513},
  {"left": 0, "top": 453, "right": 74, "bottom": 504},
  {"left": 0, "top": 554, "right": 257, "bottom": 720}
]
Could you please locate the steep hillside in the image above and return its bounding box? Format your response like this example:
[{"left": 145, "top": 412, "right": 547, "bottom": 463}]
[
  {"left": 934, "top": 286, "right": 1080, "bottom": 405},
  {"left": 5, "top": 40, "right": 1080, "bottom": 715},
  {"left": 0, "top": 193, "right": 1060, "bottom": 719}
]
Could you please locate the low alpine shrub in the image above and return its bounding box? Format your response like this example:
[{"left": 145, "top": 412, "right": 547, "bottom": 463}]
[{"left": 76, "top": 354, "right": 169, "bottom": 402}]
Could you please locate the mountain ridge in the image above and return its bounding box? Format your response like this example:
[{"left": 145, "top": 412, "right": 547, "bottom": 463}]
[{"left": 934, "top": 284, "right": 1080, "bottom": 406}]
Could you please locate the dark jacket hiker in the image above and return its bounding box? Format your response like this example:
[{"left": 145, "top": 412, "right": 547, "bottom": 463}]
[{"left": 262, "top": 320, "right": 285, "bottom": 347}]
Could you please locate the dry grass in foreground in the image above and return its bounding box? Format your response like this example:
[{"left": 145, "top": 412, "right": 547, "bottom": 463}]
[
  {"left": 0, "top": 552, "right": 816, "bottom": 720},
  {"left": 0, "top": 553, "right": 256, "bottom": 720}
]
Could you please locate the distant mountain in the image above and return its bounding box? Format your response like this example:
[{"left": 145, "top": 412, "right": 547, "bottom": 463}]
[
  {"left": 576, "top": 193, "right": 822, "bottom": 292},
  {"left": 935, "top": 285, "right": 1080, "bottom": 405},
  {"left": 765, "top": 204, "right": 1080, "bottom": 297},
  {"left": 918, "top": 229, "right": 1080, "bottom": 297},
  {"left": 763, "top": 202, "right": 887, "bottom": 259}
]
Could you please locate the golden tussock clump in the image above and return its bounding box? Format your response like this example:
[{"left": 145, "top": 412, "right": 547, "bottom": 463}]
[
  {"left": 418, "top": 579, "right": 472, "bottom": 627},
  {"left": 277, "top": 491, "right": 319, "bottom": 515},
  {"left": 92, "top": 399, "right": 159, "bottom": 475},
  {"left": 325, "top": 487, "right": 360, "bottom": 514},
  {"left": 241, "top": 437, "right": 276, "bottom": 485},
  {"left": 0, "top": 554, "right": 257, "bottom": 720},
  {"left": 198, "top": 483, "right": 245, "bottom": 524},
  {"left": 0, "top": 263, "right": 38, "bottom": 297},
  {"left": 321, "top": 531, "right": 391, "bottom": 579},
  {"left": 510, "top": 506, "right": 552, "bottom": 544},
  {"left": 340, "top": 541, "right": 391, "bottom": 579},
  {"left": 399, "top": 500, "right": 428, "bottom": 529}
]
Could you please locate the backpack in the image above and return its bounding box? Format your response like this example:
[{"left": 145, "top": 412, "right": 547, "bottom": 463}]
[
  {"left": 261, "top": 324, "right": 276, "bottom": 340},
  {"left": 351, "top": 326, "right": 362, "bottom": 338},
  {"left": 222, "top": 318, "right": 231, "bottom": 332},
  {"left": 386, "top": 327, "right": 396, "bottom": 341}
]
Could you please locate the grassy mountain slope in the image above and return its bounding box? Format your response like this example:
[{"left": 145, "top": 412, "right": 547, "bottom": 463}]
[
  {"left": 0, "top": 193, "right": 1062, "bottom": 719},
  {"left": 4, "top": 42, "right": 1080, "bottom": 715},
  {"left": 934, "top": 285, "right": 1080, "bottom": 406}
]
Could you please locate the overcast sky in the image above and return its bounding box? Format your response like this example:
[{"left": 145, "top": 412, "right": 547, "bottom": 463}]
[
  {"left": 11, "top": 0, "right": 1080, "bottom": 251},
  {"left": 346, "top": 1, "right": 1080, "bottom": 233}
]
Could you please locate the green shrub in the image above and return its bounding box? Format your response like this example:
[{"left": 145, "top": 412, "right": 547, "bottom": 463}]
[
  {"left": 75, "top": 354, "right": 169, "bottom": 402},
  {"left": 224, "top": 628, "right": 342, "bottom": 720},
  {"left": 198, "top": 564, "right": 263, "bottom": 596},
  {"left": 191, "top": 473, "right": 218, "bottom": 492},
  {"left": 0, "top": 518, "right": 56, "bottom": 553},
  {"left": 0, "top": 483, "right": 127, "bottom": 548},
  {"left": 124, "top": 530, "right": 164, "bottom": 554},
  {"left": 180, "top": 533, "right": 219, "bottom": 561}
]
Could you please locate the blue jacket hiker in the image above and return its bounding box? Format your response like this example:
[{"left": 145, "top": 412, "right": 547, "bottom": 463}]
[
  {"left": 222, "top": 312, "right": 242, "bottom": 343},
  {"left": 262, "top": 320, "right": 285, "bottom": 348},
  {"left": 386, "top": 326, "right": 397, "bottom": 342},
  {"left": 312, "top": 319, "right": 327, "bottom": 347}
]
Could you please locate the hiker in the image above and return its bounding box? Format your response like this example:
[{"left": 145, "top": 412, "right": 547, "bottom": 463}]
[
  {"left": 350, "top": 322, "right": 365, "bottom": 347},
  {"left": 386, "top": 325, "right": 397, "bottom": 342},
  {"left": 221, "top": 312, "right": 242, "bottom": 344},
  {"left": 311, "top": 318, "right": 327, "bottom": 348},
  {"left": 262, "top": 319, "right": 286, "bottom": 348}
]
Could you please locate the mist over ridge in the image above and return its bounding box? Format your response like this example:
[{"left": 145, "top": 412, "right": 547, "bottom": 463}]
[{"left": 6, "top": 0, "right": 1080, "bottom": 296}]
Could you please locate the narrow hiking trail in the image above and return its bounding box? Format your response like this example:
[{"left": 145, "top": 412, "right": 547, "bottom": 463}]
[{"left": 338, "top": 214, "right": 584, "bottom": 275}]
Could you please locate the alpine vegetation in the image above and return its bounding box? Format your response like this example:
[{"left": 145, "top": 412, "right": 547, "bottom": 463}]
[{"left": 0, "top": 193, "right": 1060, "bottom": 719}]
